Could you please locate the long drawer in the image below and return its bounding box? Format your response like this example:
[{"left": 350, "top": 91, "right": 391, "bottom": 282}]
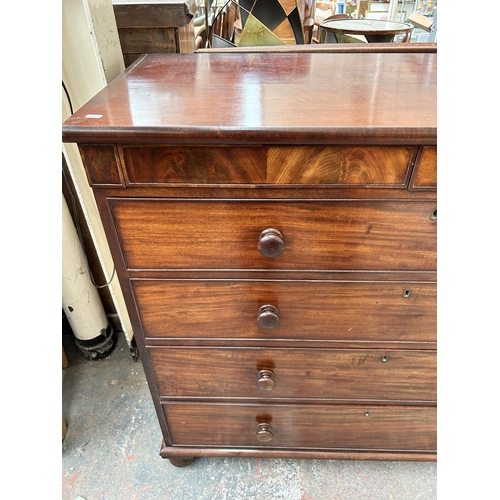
[
  {"left": 150, "top": 347, "right": 436, "bottom": 402},
  {"left": 133, "top": 280, "right": 436, "bottom": 343},
  {"left": 111, "top": 199, "right": 437, "bottom": 271},
  {"left": 163, "top": 403, "right": 437, "bottom": 451}
]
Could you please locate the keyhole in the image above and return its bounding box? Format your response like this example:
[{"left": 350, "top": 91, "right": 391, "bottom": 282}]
[
  {"left": 403, "top": 290, "right": 411, "bottom": 298},
  {"left": 430, "top": 209, "right": 437, "bottom": 220}
]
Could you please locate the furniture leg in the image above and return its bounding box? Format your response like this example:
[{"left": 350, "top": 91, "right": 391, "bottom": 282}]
[{"left": 168, "top": 457, "right": 195, "bottom": 467}]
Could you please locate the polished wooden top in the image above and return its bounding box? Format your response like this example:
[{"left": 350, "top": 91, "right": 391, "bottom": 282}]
[
  {"left": 62, "top": 52, "right": 437, "bottom": 145},
  {"left": 197, "top": 43, "right": 437, "bottom": 53}
]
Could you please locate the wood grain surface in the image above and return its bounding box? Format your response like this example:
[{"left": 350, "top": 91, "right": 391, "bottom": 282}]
[
  {"left": 163, "top": 402, "right": 437, "bottom": 451},
  {"left": 133, "top": 280, "right": 436, "bottom": 343},
  {"left": 411, "top": 146, "right": 437, "bottom": 189},
  {"left": 150, "top": 347, "right": 436, "bottom": 402},
  {"left": 120, "top": 145, "right": 414, "bottom": 186},
  {"left": 111, "top": 199, "right": 437, "bottom": 271},
  {"left": 64, "top": 50, "right": 437, "bottom": 463},
  {"left": 62, "top": 52, "right": 437, "bottom": 145}
]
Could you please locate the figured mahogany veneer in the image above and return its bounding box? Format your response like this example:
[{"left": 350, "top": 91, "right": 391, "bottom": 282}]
[
  {"left": 411, "top": 146, "right": 437, "bottom": 190},
  {"left": 62, "top": 50, "right": 437, "bottom": 466},
  {"left": 120, "top": 145, "right": 415, "bottom": 186},
  {"left": 79, "top": 145, "right": 124, "bottom": 187}
]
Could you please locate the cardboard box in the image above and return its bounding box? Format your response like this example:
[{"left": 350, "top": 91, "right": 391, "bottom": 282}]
[{"left": 409, "top": 12, "right": 433, "bottom": 31}]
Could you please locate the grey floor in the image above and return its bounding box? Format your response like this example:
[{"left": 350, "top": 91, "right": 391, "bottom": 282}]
[{"left": 62, "top": 332, "right": 437, "bottom": 500}]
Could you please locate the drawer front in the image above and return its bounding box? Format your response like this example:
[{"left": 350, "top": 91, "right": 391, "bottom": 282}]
[
  {"left": 121, "top": 145, "right": 414, "bottom": 186},
  {"left": 112, "top": 199, "right": 437, "bottom": 271},
  {"left": 163, "top": 403, "right": 437, "bottom": 451},
  {"left": 134, "top": 280, "right": 436, "bottom": 343},
  {"left": 150, "top": 348, "right": 436, "bottom": 402},
  {"left": 79, "top": 144, "right": 124, "bottom": 187},
  {"left": 411, "top": 146, "right": 437, "bottom": 189}
]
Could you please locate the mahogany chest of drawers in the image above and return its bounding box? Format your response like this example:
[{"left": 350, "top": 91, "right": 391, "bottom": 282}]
[{"left": 62, "top": 49, "right": 437, "bottom": 466}]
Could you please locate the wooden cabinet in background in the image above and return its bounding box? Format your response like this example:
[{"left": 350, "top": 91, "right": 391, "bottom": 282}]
[
  {"left": 62, "top": 48, "right": 437, "bottom": 466},
  {"left": 112, "top": 0, "right": 200, "bottom": 65}
]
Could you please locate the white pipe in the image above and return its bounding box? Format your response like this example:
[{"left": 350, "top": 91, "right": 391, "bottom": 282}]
[
  {"left": 388, "top": 0, "right": 398, "bottom": 20},
  {"left": 62, "top": 193, "right": 109, "bottom": 342}
]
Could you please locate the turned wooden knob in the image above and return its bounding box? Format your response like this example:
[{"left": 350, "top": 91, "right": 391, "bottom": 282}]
[
  {"left": 258, "top": 229, "right": 285, "bottom": 258},
  {"left": 255, "top": 423, "right": 273, "bottom": 442},
  {"left": 257, "top": 305, "right": 280, "bottom": 329},
  {"left": 256, "top": 370, "right": 276, "bottom": 391}
]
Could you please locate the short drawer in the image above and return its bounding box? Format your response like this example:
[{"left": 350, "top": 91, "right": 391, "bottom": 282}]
[
  {"left": 121, "top": 145, "right": 415, "bottom": 186},
  {"left": 111, "top": 199, "right": 437, "bottom": 271},
  {"left": 133, "top": 280, "right": 436, "bottom": 343},
  {"left": 79, "top": 144, "right": 124, "bottom": 187},
  {"left": 163, "top": 403, "right": 437, "bottom": 451},
  {"left": 410, "top": 146, "right": 436, "bottom": 189},
  {"left": 150, "top": 347, "right": 436, "bottom": 402}
]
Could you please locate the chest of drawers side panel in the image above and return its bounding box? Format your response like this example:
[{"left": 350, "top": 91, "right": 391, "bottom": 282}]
[{"left": 90, "top": 189, "right": 175, "bottom": 447}]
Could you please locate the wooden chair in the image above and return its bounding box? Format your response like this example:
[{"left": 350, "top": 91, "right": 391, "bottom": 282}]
[
  {"left": 312, "top": 1, "right": 337, "bottom": 43},
  {"left": 355, "top": 0, "right": 370, "bottom": 18},
  {"left": 210, "top": 0, "right": 240, "bottom": 47}
]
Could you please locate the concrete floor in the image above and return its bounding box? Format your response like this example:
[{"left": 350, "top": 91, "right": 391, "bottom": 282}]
[{"left": 62, "top": 332, "right": 437, "bottom": 500}]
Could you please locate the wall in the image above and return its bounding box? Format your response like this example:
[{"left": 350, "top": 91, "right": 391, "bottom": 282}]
[{"left": 62, "top": 0, "right": 134, "bottom": 344}]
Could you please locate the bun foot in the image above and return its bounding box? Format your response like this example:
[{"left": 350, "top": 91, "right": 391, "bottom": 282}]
[{"left": 168, "top": 457, "right": 195, "bottom": 467}]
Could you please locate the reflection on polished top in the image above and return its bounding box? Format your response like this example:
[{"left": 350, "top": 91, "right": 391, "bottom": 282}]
[
  {"left": 320, "top": 19, "right": 413, "bottom": 34},
  {"left": 62, "top": 52, "right": 437, "bottom": 145}
]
